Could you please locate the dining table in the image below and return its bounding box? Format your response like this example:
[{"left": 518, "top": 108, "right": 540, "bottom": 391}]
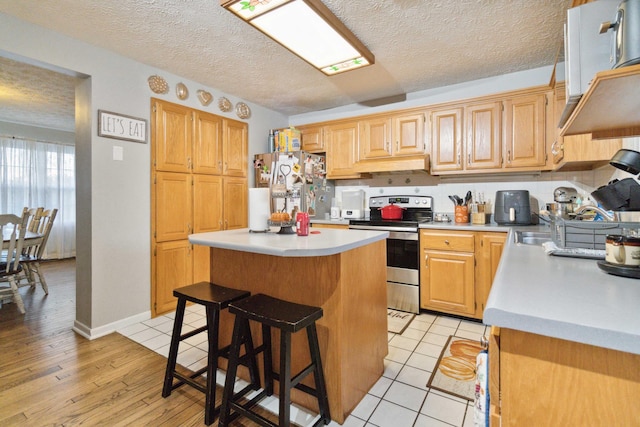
[{"left": 2, "top": 228, "right": 43, "bottom": 250}]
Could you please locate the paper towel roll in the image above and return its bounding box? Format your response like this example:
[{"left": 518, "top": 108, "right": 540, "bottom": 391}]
[{"left": 249, "top": 188, "right": 271, "bottom": 232}]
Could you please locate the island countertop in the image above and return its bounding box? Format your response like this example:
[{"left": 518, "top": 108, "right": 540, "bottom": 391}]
[
  {"left": 484, "top": 229, "right": 640, "bottom": 355},
  {"left": 189, "top": 228, "right": 388, "bottom": 257}
]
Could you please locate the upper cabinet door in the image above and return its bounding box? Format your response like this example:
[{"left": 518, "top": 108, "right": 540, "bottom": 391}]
[
  {"left": 360, "top": 116, "right": 393, "bottom": 160},
  {"left": 299, "top": 125, "right": 325, "bottom": 153},
  {"left": 223, "top": 119, "right": 248, "bottom": 177},
  {"left": 429, "top": 107, "right": 463, "bottom": 173},
  {"left": 504, "top": 93, "right": 547, "bottom": 168},
  {"left": 326, "top": 121, "right": 360, "bottom": 179},
  {"left": 193, "top": 111, "right": 223, "bottom": 175},
  {"left": 154, "top": 101, "right": 193, "bottom": 173},
  {"left": 394, "top": 112, "right": 425, "bottom": 156},
  {"left": 466, "top": 101, "right": 502, "bottom": 170}
]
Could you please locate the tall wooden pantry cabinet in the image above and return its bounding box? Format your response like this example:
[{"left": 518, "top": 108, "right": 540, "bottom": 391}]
[{"left": 151, "top": 98, "right": 248, "bottom": 316}]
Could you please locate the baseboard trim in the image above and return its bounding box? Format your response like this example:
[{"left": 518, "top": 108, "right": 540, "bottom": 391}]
[{"left": 72, "top": 311, "right": 152, "bottom": 340}]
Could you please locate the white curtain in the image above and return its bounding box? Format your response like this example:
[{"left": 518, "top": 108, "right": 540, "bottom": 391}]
[{"left": 0, "top": 136, "right": 75, "bottom": 259}]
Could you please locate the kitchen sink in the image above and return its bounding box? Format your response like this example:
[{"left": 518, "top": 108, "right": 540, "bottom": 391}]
[{"left": 514, "top": 230, "right": 552, "bottom": 245}]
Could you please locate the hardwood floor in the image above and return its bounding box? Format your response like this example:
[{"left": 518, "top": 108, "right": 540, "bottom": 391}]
[{"left": 0, "top": 259, "right": 276, "bottom": 426}]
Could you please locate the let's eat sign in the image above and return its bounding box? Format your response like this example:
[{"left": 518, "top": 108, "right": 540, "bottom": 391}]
[{"left": 98, "top": 110, "right": 147, "bottom": 143}]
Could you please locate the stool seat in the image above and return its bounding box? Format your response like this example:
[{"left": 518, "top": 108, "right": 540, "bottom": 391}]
[
  {"left": 174, "top": 281, "right": 250, "bottom": 309},
  {"left": 220, "top": 293, "right": 331, "bottom": 427},
  {"left": 162, "top": 281, "right": 257, "bottom": 426},
  {"left": 229, "top": 293, "right": 323, "bottom": 333}
]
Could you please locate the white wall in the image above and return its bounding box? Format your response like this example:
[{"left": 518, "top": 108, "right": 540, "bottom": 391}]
[
  {"left": 0, "top": 12, "right": 287, "bottom": 337},
  {"left": 289, "top": 66, "right": 555, "bottom": 125}
]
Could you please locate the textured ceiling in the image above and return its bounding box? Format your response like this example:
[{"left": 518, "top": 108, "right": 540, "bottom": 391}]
[{"left": 0, "top": 0, "right": 572, "bottom": 133}]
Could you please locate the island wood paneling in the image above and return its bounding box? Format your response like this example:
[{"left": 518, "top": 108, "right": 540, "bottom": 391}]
[{"left": 208, "top": 240, "right": 388, "bottom": 424}]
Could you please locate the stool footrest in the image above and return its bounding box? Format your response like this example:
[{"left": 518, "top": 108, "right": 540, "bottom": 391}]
[
  {"left": 172, "top": 371, "right": 207, "bottom": 394},
  {"left": 179, "top": 324, "right": 207, "bottom": 341},
  {"left": 228, "top": 389, "right": 276, "bottom": 427}
]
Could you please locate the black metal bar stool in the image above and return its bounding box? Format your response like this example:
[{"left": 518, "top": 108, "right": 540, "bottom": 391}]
[
  {"left": 219, "top": 293, "right": 331, "bottom": 427},
  {"left": 161, "top": 281, "right": 259, "bottom": 426}
]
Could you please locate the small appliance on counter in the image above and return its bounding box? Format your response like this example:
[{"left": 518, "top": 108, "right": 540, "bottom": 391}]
[
  {"left": 552, "top": 186, "right": 579, "bottom": 219},
  {"left": 494, "top": 190, "right": 533, "bottom": 225},
  {"left": 340, "top": 189, "right": 366, "bottom": 219}
]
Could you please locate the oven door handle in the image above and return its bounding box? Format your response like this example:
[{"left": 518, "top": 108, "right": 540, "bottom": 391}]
[{"left": 349, "top": 225, "right": 419, "bottom": 236}]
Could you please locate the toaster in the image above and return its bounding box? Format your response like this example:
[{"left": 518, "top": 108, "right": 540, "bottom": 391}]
[{"left": 494, "top": 190, "right": 532, "bottom": 225}]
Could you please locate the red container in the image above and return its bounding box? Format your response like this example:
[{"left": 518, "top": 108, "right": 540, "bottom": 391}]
[
  {"left": 296, "top": 212, "right": 309, "bottom": 236},
  {"left": 379, "top": 203, "right": 406, "bottom": 220}
]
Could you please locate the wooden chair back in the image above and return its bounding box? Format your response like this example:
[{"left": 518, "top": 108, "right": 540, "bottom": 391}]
[
  {"left": 21, "top": 207, "right": 44, "bottom": 234},
  {"left": 1, "top": 213, "right": 29, "bottom": 275}
]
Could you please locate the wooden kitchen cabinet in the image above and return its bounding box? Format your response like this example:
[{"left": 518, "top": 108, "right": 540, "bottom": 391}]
[
  {"left": 222, "top": 117, "right": 248, "bottom": 177},
  {"left": 429, "top": 101, "right": 502, "bottom": 173},
  {"left": 429, "top": 87, "right": 550, "bottom": 174},
  {"left": 490, "top": 327, "right": 640, "bottom": 427},
  {"left": 429, "top": 107, "right": 464, "bottom": 173},
  {"left": 154, "top": 239, "right": 194, "bottom": 314},
  {"left": 154, "top": 101, "right": 192, "bottom": 173},
  {"left": 561, "top": 62, "right": 640, "bottom": 139},
  {"left": 420, "top": 230, "right": 476, "bottom": 316},
  {"left": 420, "top": 229, "right": 506, "bottom": 319},
  {"left": 475, "top": 232, "right": 506, "bottom": 318},
  {"left": 298, "top": 124, "right": 325, "bottom": 153},
  {"left": 466, "top": 101, "right": 502, "bottom": 170},
  {"left": 325, "top": 120, "right": 361, "bottom": 179},
  {"left": 359, "top": 111, "right": 425, "bottom": 160},
  {"left": 503, "top": 92, "right": 547, "bottom": 168},
  {"left": 552, "top": 82, "right": 622, "bottom": 170},
  {"left": 151, "top": 98, "right": 248, "bottom": 316}
]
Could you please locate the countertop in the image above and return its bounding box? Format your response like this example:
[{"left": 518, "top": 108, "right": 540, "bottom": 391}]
[
  {"left": 189, "top": 228, "right": 389, "bottom": 257},
  {"left": 484, "top": 229, "right": 640, "bottom": 355}
]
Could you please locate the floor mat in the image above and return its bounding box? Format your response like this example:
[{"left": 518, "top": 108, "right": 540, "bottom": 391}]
[
  {"left": 427, "top": 335, "right": 483, "bottom": 401},
  {"left": 387, "top": 309, "right": 415, "bottom": 334}
]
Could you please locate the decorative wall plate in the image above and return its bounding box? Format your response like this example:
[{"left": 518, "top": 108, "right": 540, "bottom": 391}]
[
  {"left": 235, "top": 102, "right": 251, "bottom": 119},
  {"left": 148, "top": 75, "right": 169, "bottom": 94},
  {"left": 218, "top": 97, "right": 232, "bottom": 112},
  {"left": 197, "top": 89, "right": 213, "bottom": 106},
  {"left": 176, "top": 82, "right": 189, "bottom": 100}
]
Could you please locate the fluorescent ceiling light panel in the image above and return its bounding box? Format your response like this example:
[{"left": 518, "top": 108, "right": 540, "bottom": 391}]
[{"left": 222, "top": 0, "right": 374, "bottom": 75}]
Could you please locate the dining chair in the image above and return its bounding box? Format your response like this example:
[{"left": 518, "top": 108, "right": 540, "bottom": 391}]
[
  {"left": 0, "top": 213, "right": 29, "bottom": 314},
  {"left": 19, "top": 208, "right": 58, "bottom": 295}
]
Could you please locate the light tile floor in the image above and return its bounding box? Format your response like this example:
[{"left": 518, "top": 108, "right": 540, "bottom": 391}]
[{"left": 118, "top": 307, "right": 488, "bottom": 427}]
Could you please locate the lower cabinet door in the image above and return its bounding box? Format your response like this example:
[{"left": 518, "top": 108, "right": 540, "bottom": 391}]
[
  {"left": 154, "top": 239, "right": 193, "bottom": 315},
  {"left": 420, "top": 249, "right": 475, "bottom": 316}
]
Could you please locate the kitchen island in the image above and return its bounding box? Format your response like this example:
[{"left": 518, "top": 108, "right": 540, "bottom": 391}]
[
  {"left": 189, "top": 228, "right": 389, "bottom": 424},
  {"left": 484, "top": 230, "right": 640, "bottom": 426}
]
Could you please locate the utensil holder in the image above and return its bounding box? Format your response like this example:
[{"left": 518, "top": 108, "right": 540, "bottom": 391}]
[
  {"left": 455, "top": 205, "right": 469, "bottom": 223},
  {"left": 471, "top": 212, "right": 487, "bottom": 224}
]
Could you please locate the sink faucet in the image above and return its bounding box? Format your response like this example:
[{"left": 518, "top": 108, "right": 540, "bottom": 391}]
[{"left": 574, "top": 205, "right": 615, "bottom": 221}]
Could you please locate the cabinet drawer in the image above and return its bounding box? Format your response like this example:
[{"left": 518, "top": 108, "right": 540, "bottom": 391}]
[{"left": 421, "top": 230, "right": 475, "bottom": 251}]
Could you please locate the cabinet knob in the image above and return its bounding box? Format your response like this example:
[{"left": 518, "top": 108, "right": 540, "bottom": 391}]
[
  {"left": 444, "top": 239, "right": 450, "bottom": 245},
  {"left": 424, "top": 254, "right": 429, "bottom": 267}
]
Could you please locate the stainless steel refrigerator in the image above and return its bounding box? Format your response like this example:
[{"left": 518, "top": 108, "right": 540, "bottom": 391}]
[{"left": 253, "top": 151, "right": 334, "bottom": 219}]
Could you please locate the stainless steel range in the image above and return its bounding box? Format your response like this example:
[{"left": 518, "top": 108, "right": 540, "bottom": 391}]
[{"left": 349, "top": 195, "right": 433, "bottom": 313}]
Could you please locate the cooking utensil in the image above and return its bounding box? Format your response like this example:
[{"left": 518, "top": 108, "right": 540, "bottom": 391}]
[
  {"left": 448, "top": 195, "right": 458, "bottom": 205},
  {"left": 464, "top": 191, "right": 472, "bottom": 206},
  {"left": 379, "top": 203, "right": 406, "bottom": 220}
]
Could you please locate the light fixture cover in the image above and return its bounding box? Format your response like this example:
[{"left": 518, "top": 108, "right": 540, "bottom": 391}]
[{"left": 221, "top": 0, "right": 374, "bottom": 75}]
